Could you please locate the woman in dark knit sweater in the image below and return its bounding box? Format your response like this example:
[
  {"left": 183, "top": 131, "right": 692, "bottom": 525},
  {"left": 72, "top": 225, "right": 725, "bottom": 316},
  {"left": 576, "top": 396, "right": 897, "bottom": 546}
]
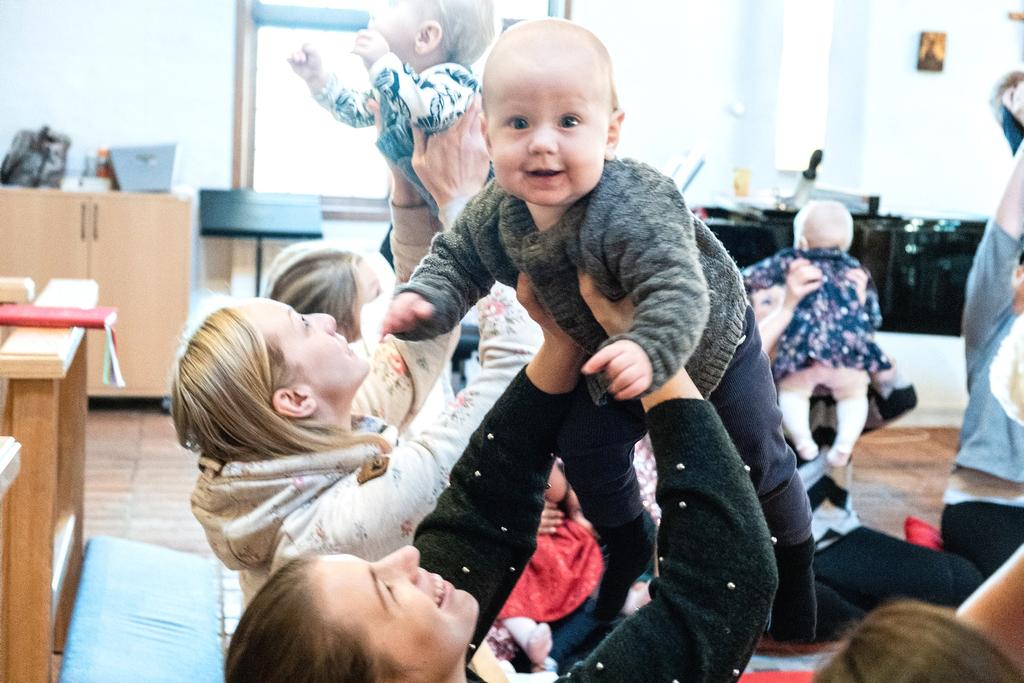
[{"left": 226, "top": 279, "right": 778, "bottom": 682}]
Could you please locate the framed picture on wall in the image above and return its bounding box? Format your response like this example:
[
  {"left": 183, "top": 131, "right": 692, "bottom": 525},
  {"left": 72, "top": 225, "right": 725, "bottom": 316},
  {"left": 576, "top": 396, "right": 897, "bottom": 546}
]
[{"left": 917, "top": 31, "right": 946, "bottom": 72}]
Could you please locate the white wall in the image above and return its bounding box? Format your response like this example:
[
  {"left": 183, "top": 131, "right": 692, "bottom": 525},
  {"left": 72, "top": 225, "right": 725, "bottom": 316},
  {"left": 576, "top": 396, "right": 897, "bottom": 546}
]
[
  {"left": 574, "top": 0, "right": 1022, "bottom": 217},
  {"left": 0, "top": 0, "right": 236, "bottom": 191},
  {"left": 571, "top": 0, "right": 748, "bottom": 204},
  {"left": 856, "top": 0, "right": 1022, "bottom": 215}
]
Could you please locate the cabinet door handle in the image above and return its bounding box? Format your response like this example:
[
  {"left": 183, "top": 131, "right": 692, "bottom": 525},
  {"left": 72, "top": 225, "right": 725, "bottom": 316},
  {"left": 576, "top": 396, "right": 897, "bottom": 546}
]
[
  {"left": 80, "top": 203, "right": 86, "bottom": 240},
  {"left": 93, "top": 204, "right": 99, "bottom": 240}
]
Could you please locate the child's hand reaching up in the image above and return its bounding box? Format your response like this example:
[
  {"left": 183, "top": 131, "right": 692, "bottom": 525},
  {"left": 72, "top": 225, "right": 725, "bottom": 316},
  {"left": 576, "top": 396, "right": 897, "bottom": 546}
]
[
  {"left": 287, "top": 43, "right": 328, "bottom": 94},
  {"left": 381, "top": 292, "right": 434, "bottom": 338},
  {"left": 353, "top": 29, "right": 390, "bottom": 69},
  {"left": 583, "top": 340, "right": 653, "bottom": 401}
]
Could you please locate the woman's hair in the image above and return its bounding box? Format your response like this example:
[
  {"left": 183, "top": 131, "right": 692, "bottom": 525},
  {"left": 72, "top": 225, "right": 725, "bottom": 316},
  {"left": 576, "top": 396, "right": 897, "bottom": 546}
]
[
  {"left": 815, "top": 601, "right": 1023, "bottom": 683},
  {"left": 990, "top": 69, "right": 1024, "bottom": 124},
  {"left": 226, "top": 556, "right": 398, "bottom": 682},
  {"left": 430, "top": 0, "right": 495, "bottom": 65},
  {"left": 170, "top": 305, "right": 387, "bottom": 463},
  {"left": 264, "top": 243, "right": 365, "bottom": 341}
]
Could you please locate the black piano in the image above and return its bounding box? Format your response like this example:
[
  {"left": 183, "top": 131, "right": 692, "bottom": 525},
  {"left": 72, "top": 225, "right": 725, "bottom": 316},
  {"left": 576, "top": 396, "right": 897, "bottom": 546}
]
[{"left": 701, "top": 206, "right": 987, "bottom": 337}]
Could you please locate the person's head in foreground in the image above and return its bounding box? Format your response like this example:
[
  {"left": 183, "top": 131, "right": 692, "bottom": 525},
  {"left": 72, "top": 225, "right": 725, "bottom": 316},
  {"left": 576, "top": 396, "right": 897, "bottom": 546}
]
[
  {"left": 816, "top": 600, "right": 1021, "bottom": 682},
  {"left": 171, "top": 299, "right": 389, "bottom": 464},
  {"left": 793, "top": 200, "right": 854, "bottom": 252},
  {"left": 264, "top": 242, "right": 383, "bottom": 343},
  {"left": 368, "top": 0, "right": 495, "bottom": 72},
  {"left": 225, "top": 546, "right": 477, "bottom": 683},
  {"left": 481, "top": 18, "right": 624, "bottom": 229}
]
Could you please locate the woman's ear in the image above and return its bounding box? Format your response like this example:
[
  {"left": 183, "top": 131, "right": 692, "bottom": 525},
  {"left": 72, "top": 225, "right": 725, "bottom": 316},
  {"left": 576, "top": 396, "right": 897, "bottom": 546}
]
[
  {"left": 605, "top": 109, "right": 625, "bottom": 160},
  {"left": 271, "top": 385, "right": 318, "bottom": 419},
  {"left": 414, "top": 20, "right": 443, "bottom": 55}
]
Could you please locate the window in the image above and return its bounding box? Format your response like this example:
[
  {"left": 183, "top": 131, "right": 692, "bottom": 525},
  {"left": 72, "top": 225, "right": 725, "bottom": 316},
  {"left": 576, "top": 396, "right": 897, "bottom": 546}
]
[
  {"left": 237, "top": 0, "right": 564, "bottom": 216},
  {"left": 774, "top": 0, "right": 835, "bottom": 171}
]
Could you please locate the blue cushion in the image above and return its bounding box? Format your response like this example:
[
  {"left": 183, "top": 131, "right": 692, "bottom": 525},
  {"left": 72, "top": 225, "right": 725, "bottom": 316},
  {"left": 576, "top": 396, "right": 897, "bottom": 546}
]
[{"left": 59, "top": 537, "right": 223, "bottom": 683}]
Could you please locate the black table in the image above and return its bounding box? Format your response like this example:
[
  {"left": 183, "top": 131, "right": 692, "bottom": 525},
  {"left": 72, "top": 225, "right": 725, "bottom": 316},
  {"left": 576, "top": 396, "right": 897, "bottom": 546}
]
[
  {"left": 702, "top": 206, "right": 987, "bottom": 336},
  {"left": 199, "top": 189, "right": 324, "bottom": 295}
]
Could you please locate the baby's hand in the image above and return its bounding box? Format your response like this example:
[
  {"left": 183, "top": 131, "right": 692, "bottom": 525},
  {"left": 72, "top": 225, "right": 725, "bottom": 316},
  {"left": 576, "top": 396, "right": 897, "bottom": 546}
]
[
  {"left": 287, "top": 43, "right": 326, "bottom": 91},
  {"left": 381, "top": 292, "right": 434, "bottom": 338},
  {"left": 582, "top": 339, "right": 653, "bottom": 400},
  {"left": 353, "top": 29, "right": 390, "bottom": 69}
]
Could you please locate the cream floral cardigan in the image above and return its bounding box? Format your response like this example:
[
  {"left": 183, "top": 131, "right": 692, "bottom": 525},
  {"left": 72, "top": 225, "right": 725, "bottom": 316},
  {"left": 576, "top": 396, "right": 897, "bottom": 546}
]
[{"left": 190, "top": 205, "right": 542, "bottom": 602}]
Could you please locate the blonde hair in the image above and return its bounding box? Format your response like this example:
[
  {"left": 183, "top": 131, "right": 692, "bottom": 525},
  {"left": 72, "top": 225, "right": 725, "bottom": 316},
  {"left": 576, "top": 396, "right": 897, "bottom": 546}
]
[
  {"left": 990, "top": 69, "right": 1024, "bottom": 124},
  {"left": 264, "top": 242, "right": 365, "bottom": 341},
  {"left": 483, "top": 18, "right": 619, "bottom": 111},
  {"left": 816, "top": 601, "right": 1023, "bottom": 683},
  {"left": 429, "top": 0, "right": 495, "bottom": 65},
  {"left": 170, "top": 306, "right": 387, "bottom": 464},
  {"left": 794, "top": 200, "right": 854, "bottom": 251}
]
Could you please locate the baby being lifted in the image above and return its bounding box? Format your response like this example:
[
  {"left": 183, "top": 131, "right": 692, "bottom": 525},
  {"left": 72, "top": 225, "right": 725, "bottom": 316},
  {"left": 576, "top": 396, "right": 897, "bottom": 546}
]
[
  {"left": 382, "top": 18, "right": 747, "bottom": 402},
  {"left": 383, "top": 18, "right": 819, "bottom": 640}
]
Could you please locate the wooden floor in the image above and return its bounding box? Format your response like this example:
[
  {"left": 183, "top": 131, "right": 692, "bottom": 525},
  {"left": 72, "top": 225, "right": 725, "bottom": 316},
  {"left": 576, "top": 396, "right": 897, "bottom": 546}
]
[
  {"left": 82, "top": 406, "right": 959, "bottom": 550},
  {"left": 82, "top": 402, "right": 243, "bottom": 656},
  {"left": 77, "top": 405, "right": 961, "bottom": 662}
]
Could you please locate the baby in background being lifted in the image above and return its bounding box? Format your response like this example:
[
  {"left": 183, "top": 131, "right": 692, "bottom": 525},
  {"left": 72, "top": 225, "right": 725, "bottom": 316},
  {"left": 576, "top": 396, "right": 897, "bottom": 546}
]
[
  {"left": 289, "top": 0, "right": 494, "bottom": 216},
  {"left": 743, "top": 200, "right": 891, "bottom": 467}
]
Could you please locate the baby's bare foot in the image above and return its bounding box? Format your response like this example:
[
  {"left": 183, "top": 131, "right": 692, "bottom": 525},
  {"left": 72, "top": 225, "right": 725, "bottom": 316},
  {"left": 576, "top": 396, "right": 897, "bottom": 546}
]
[
  {"left": 525, "top": 622, "right": 553, "bottom": 672},
  {"left": 826, "top": 447, "right": 852, "bottom": 468}
]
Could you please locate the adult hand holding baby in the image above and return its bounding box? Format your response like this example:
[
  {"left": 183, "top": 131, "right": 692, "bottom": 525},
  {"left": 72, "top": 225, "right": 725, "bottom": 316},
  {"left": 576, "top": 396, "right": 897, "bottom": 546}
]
[
  {"left": 411, "top": 97, "right": 490, "bottom": 226},
  {"left": 518, "top": 274, "right": 586, "bottom": 395},
  {"left": 783, "top": 258, "right": 824, "bottom": 311},
  {"left": 578, "top": 274, "right": 653, "bottom": 401}
]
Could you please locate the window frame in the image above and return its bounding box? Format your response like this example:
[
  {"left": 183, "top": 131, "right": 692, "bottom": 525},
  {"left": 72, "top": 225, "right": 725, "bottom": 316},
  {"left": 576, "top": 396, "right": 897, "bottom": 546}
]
[{"left": 232, "top": 0, "right": 571, "bottom": 220}]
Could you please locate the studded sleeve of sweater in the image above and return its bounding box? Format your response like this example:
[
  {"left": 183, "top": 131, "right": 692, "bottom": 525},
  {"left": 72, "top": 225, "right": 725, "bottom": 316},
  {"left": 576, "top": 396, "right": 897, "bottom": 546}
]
[
  {"left": 418, "top": 379, "right": 778, "bottom": 682},
  {"left": 414, "top": 368, "right": 574, "bottom": 647},
  {"left": 555, "top": 398, "right": 778, "bottom": 682}
]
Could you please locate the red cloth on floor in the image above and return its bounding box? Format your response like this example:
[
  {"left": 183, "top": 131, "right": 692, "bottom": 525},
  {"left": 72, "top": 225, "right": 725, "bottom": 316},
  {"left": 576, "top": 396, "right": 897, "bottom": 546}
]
[
  {"left": 498, "top": 518, "right": 604, "bottom": 622},
  {"left": 904, "top": 515, "right": 944, "bottom": 551},
  {"left": 739, "top": 672, "right": 814, "bottom": 682}
]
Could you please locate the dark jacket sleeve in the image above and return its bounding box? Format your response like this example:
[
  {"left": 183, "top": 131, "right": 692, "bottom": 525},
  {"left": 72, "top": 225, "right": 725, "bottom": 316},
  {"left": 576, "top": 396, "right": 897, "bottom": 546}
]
[
  {"left": 414, "top": 369, "right": 574, "bottom": 647},
  {"left": 395, "top": 184, "right": 503, "bottom": 340},
  {"left": 558, "top": 400, "right": 778, "bottom": 682}
]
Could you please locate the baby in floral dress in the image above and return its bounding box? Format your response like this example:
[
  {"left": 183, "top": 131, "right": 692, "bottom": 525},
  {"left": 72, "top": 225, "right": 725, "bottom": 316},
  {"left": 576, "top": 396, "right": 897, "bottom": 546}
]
[{"left": 743, "top": 200, "right": 891, "bottom": 467}]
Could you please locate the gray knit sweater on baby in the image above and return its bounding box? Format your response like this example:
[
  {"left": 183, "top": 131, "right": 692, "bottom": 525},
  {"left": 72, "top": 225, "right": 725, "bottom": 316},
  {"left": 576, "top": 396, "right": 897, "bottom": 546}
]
[{"left": 397, "top": 158, "right": 748, "bottom": 397}]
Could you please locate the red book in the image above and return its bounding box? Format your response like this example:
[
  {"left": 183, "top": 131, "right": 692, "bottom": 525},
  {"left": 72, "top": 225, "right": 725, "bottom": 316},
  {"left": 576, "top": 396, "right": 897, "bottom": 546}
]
[{"left": 0, "top": 305, "right": 117, "bottom": 330}]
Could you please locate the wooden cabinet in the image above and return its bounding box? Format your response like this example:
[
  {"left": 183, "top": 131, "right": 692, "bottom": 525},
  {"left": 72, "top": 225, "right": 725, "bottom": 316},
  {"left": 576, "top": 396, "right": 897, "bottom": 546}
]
[{"left": 0, "top": 188, "right": 194, "bottom": 397}]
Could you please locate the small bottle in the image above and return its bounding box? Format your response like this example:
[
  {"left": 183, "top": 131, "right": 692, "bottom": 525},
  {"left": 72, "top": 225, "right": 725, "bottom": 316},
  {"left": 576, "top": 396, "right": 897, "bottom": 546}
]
[{"left": 96, "top": 147, "right": 113, "bottom": 179}]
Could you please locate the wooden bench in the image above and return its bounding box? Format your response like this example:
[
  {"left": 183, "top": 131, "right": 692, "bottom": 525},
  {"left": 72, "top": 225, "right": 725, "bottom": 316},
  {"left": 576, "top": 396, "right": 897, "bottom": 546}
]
[
  {"left": 0, "top": 276, "right": 35, "bottom": 305},
  {"left": 0, "top": 437, "right": 22, "bottom": 677},
  {"left": 0, "top": 279, "right": 94, "bottom": 682}
]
